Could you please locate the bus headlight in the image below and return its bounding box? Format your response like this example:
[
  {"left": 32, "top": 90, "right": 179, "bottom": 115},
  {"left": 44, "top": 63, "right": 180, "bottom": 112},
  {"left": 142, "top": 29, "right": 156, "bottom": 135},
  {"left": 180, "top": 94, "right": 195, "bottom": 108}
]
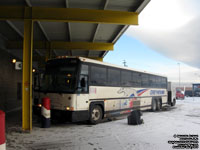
[{"left": 65, "top": 106, "right": 74, "bottom": 111}]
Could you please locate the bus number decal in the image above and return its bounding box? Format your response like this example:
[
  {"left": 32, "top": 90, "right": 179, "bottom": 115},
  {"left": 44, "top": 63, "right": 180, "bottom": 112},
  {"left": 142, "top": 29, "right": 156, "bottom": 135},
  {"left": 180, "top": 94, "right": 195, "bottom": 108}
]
[{"left": 90, "top": 87, "right": 97, "bottom": 94}]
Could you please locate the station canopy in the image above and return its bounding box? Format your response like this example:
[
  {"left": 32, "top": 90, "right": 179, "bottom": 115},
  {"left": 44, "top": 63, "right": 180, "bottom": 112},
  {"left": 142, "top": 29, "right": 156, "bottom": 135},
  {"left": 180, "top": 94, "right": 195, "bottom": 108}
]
[{"left": 0, "top": 0, "right": 150, "bottom": 67}]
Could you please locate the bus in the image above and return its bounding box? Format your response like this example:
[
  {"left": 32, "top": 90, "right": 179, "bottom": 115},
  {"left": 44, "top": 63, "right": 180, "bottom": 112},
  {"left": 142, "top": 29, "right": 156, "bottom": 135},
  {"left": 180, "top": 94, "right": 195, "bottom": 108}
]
[
  {"left": 193, "top": 84, "right": 200, "bottom": 97},
  {"left": 33, "top": 57, "right": 175, "bottom": 124}
]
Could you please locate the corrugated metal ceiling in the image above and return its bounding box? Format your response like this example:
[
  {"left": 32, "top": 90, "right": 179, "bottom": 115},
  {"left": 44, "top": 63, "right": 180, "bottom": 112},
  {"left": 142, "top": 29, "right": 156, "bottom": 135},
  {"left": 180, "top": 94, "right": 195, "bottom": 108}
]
[{"left": 0, "top": 0, "right": 150, "bottom": 66}]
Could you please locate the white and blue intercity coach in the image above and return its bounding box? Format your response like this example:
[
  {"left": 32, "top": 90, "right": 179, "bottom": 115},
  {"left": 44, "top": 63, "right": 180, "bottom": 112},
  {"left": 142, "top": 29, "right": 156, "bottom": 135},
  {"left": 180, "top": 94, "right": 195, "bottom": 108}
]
[{"left": 33, "top": 57, "right": 176, "bottom": 124}]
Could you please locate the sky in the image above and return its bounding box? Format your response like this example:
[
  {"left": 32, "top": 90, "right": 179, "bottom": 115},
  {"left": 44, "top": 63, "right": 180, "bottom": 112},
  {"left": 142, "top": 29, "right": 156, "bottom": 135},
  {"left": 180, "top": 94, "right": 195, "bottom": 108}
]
[{"left": 104, "top": 0, "right": 200, "bottom": 83}]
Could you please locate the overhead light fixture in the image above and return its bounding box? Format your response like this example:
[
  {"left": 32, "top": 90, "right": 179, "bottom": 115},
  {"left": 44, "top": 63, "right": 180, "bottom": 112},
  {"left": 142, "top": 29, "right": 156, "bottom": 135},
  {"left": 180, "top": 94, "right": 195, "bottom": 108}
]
[
  {"left": 32, "top": 69, "right": 36, "bottom": 73},
  {"left": 67, "top": 74, "right": 71, "bottom": 77},
  {"left": 12, "top": 59, "right": 16, "bottom": 64}
]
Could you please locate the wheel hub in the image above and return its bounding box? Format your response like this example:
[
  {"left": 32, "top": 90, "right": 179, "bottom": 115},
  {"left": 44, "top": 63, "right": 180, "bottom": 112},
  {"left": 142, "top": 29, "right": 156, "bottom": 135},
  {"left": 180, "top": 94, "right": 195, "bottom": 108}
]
[{"left": 92, "top": 108, "right": 100, "bottom": 121}]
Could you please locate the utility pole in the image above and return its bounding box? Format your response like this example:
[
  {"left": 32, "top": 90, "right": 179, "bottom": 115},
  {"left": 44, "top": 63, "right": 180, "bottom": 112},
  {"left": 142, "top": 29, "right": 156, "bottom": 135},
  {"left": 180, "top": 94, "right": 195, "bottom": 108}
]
[
  {"left": 123, "top": 60, "right": 127, "bottom": 67},
  {"left": 178, "top": 63, "right": 181, "bottom": 87}
]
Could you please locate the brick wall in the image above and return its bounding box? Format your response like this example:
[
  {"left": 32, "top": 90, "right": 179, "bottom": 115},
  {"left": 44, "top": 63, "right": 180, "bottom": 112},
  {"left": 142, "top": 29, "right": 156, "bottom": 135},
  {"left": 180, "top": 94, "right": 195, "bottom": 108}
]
[{"left": 0, "top": 49, "right": 22, "bottom": 112}]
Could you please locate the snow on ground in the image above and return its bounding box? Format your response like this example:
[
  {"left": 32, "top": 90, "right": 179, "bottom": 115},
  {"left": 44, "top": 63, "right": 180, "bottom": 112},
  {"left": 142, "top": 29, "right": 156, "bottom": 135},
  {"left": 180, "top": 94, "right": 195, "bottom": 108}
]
[{"left": 5, "top": 97, "right": 200, "bottom": 150}]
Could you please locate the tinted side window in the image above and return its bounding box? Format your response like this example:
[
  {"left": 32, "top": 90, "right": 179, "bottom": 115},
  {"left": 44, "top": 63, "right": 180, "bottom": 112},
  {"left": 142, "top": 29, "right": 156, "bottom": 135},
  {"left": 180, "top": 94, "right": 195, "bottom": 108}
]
[
  {"left": 141, "top": 74, "right": 149, "bottom": 87},
  {"left": 90, "top": 65, "right": 107, "bottom": 85},
  {"left": 121, "top": 71, "right": 132, "bottom": 86},
  {"left": 132, "top": 72, "right": 141, "bottom": 87},
  {"left": 108, "top": 68, "right": 120, "bottom": 86},
  {"left": 156, "top": 76, "right": 162, "bottom": 88},
  {"left": 161, "top": 77, "right": 167, "bottom": 88},
  {"left": 149, "top": 75, "right": 156, "bottom": 88}
]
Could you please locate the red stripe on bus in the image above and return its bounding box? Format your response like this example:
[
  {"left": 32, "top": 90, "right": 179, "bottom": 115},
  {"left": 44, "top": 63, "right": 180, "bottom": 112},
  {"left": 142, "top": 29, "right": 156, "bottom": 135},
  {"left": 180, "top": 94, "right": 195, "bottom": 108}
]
[{"left": 138, "top": 89, "right": 148, "bottom": 96}]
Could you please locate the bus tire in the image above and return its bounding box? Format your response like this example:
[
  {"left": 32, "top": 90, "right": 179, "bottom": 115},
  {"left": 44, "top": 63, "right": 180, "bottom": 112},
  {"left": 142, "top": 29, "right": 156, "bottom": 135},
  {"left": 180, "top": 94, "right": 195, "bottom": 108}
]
[
  {"left": 89, "top": 105, "right": 102, "bottom": 124},
  {"left": 151, "top": 99, "right": 157, "bottom": 112},
  {"left": 156, "top": 99, "right": 162, "bottom": 111},
  {"left": 171, "top": 98, "right": 176, "bottom": 106}
]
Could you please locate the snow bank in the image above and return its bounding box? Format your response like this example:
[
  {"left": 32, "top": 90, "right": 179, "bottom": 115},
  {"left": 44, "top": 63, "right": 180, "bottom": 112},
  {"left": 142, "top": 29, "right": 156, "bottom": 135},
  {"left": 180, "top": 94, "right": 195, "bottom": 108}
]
[{"left": 6, "top": 97, "right": 200, "bottom": 150}]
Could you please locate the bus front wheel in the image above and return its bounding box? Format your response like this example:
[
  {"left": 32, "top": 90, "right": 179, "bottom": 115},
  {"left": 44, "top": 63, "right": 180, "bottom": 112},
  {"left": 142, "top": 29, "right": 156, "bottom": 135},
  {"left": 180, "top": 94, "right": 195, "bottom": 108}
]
[
  {"left": 151, "top": 99, "right": 157, "bottom": 112},
  {"left": 89, "top": 105, "right": 103, "bottom": 124},
  {"left": 156, "top": 99, "right": 162, "bottom": 111}
]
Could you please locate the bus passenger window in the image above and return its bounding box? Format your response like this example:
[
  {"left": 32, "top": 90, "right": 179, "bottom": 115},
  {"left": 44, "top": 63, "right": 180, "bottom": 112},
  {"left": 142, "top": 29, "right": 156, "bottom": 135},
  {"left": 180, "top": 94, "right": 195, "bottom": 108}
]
[
  {"left": 141, "top": 74, "right": 149, "bottom": 87},
  {"left": 149, "top": 75, "right": 156, "bottom": 88},
  {"left": 132, "top": 72, "right": 141, "bottom": 87},
  {"left": 108, "top": 68, "right": 120, "bottom": 86},
  {"left": 156, "top": 77, "right": 162, "bottom": 88},
  {"left": 90, "top": 66, "right": 106, "bottom": 85},
  {"left": 121, "top": 71, "right": 132, "bottom": 86}
]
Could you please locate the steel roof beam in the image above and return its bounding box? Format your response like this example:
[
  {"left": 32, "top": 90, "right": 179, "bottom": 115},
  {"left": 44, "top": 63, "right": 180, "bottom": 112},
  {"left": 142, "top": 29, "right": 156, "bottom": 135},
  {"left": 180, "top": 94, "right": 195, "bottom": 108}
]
[
  {"left": 101, "top": 0, "right": 150, "bottom": 57},
  {"left": 24, "top": 0, "right": 55, "bottom": 58},
  {"left": 34, "top": 49, "right": 43, "bottom": 56},
  {"left": 4, "top": 20, "right": 44, "bottom": 59},
  {"left": 5, "top": 20, "right": 44, "bottom": 57},
  {"left": 0, "top": 6, "right": 138, "bottom": 25},
  {"left": 37, "top": 21, "right": 50, "bottom": 41},
  {"left": 136, "top": 0, "right": 151, "bottom": 13},
  {"left": 5, "top": 20, "right": 43, "bottom": 57},
  {"left": 25, "top": 0, "right": 32, "bottom": 7},
  {"left": 89, "top": 0, "right": 109, "bottom": 58},
  {"left": 0, "top": 33, "right": 8, "bottom": 41},
  {"left": 32, "top": 56, "right": 103, "bottom": 62},
  {"left": 65, "top": 0, "right": 72, "bottom": 56},
  {"left": 92, "top": 0, "right": 109, "bottom": 42},
  {"left": 88, "top": 57, "right": 103, "bottom": 62},
  {"left": 7, "top": 41, "right": 114, "bottom": 51},
  {"left": 6, "top": 20, "right": 24, "bottom": 38},
  {"left": 65, "top": 0, "right": 71, "bottom": 41}
]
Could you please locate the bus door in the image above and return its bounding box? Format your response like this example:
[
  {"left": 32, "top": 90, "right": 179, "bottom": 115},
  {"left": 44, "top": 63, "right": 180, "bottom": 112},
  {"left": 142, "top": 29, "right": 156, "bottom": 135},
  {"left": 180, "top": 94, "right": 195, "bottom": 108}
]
[{"left": 77, "top": 65, "right": 89, "bottom": 110}]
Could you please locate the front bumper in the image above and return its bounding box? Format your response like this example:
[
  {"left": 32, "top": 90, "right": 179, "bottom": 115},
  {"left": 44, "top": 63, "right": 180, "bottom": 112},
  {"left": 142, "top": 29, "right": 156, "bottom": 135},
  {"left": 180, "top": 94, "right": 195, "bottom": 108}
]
[{"left": 33, "top": 105, "right": 89, "bottom": 122}]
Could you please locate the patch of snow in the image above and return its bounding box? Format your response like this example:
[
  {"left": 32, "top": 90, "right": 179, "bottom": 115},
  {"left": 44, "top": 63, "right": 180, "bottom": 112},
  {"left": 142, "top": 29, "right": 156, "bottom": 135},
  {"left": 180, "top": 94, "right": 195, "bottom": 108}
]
[{"left": 6, "top": 97, "right": 200, "bottom": 150}]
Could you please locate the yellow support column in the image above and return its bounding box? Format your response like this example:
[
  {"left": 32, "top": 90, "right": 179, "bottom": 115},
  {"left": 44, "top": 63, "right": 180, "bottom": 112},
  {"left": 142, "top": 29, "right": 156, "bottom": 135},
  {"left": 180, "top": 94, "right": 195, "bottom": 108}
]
[{"left": 22, "top": 20, "right": 33, "bottom": 131}]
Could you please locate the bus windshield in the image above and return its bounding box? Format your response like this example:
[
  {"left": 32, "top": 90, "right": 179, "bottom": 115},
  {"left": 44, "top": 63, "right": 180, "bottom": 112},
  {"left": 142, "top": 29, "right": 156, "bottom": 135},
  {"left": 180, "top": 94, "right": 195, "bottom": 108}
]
[{"left": 39, "top": 59, "right": 79, "bottom": 93}]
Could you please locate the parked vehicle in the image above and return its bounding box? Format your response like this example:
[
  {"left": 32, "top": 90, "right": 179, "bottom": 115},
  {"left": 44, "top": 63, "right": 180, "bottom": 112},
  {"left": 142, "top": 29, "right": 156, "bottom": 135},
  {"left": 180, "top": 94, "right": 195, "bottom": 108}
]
[
  {"left": 33, "top": 57, "right": 176, "bottom": 124},
  {"left": 193, "top": 84, "right": 200, "bottom": 97},
  {"left": 185, "top": 90, "right": 193, "bottom": 97},
  {"left": 176, "top": 90, "right": 184, "bottom": 99}
]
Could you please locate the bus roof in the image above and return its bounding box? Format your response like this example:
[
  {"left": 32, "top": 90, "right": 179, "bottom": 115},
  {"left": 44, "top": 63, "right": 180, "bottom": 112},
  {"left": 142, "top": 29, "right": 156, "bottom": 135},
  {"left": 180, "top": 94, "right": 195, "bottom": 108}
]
[{"left": 53, "top": 56, "right": 167, "bottom": 78}]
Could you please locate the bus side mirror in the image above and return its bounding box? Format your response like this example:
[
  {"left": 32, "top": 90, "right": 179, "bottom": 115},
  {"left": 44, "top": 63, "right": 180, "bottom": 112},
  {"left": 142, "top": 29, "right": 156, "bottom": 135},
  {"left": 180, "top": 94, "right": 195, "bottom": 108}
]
[{"left": 81, "top": 78, "right": 86, "bottom": 87}]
